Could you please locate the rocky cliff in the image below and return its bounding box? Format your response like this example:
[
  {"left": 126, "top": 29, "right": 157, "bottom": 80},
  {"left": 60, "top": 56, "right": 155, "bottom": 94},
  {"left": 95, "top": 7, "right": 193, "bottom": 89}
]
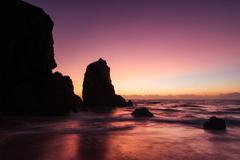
[{"left": 0, "top": 0, "right": 83, "bottom": 115}]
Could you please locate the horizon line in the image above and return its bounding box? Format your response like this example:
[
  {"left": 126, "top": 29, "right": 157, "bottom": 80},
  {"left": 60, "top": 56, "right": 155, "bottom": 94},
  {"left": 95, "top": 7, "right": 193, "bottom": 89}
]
[{"left": 75, "top": 92, "right": 240, "bottom": 99}]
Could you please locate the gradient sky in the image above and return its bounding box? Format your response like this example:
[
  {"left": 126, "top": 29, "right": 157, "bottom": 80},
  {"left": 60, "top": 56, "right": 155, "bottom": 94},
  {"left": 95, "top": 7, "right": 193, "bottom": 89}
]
[{"left": 25, "top": 0, "right": 240, "bottom": 96}]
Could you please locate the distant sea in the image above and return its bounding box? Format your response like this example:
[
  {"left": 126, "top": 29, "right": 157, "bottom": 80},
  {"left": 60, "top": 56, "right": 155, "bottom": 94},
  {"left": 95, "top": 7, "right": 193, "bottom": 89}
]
[{"left": 1, "top": 99, "right": 240, "bottom": 160}]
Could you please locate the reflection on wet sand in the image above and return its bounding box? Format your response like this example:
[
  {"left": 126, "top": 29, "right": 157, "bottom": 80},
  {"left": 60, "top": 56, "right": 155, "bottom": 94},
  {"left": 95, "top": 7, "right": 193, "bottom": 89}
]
[
  {"left": 0, "top": 130, "right": 81, "bottom": 160},
  {"left": 0, "top": 120, "right": 112, "bottom": 160},
  {"left": 0, "top": 134, "right": 79, "bottom": 159},
  {"left": 40, "top": 134, "right": 80, "bottom": 160},
  {"left": 78, "top": 133, "right": 109, "bottom": 160}
]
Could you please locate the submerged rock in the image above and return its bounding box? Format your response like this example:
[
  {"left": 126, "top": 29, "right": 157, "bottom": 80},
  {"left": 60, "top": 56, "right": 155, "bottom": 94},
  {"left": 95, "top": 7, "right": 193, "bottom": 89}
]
[
  {"left": 203, "top": 116, "right": 226, "bottom": 130},
  {"left": 82, "top": 58, "right": 132, "bottom": 108},
  {"left": 0, "top": 1, "right": 83, "bottom": 115},
  {"left": 131, "top": 107, "right": 154, "bottom": 117}
]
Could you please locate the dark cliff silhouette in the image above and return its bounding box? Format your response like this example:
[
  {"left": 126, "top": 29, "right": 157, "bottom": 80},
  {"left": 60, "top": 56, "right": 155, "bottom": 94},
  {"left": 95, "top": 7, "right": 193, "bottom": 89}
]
[
  {"left": 0, "top": 0, "right": 83, "bottom": 115},
  {"left": 82, "top": 58, "right": 132, "bottom": 109}
]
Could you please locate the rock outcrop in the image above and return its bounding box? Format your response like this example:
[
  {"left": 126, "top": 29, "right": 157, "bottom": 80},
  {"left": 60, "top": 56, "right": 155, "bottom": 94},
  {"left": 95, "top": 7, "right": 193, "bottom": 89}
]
[
  {"left": 82, "top": 58, "right": 132, "bottom": 109},
  {"left": 203, "top": 116, "right": 226, "bottom": 130},
  {"left": 0, "top": 0, "right": 83, "bottom": 115},
  {"left": 131, "top": 107, "right": 154, "bottom": 117}
]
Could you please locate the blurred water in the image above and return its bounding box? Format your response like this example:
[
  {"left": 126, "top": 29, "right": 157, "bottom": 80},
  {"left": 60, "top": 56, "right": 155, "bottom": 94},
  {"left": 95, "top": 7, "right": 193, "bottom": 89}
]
[{"left": 0, "top": 100, "right": 240, "bottom": 160}]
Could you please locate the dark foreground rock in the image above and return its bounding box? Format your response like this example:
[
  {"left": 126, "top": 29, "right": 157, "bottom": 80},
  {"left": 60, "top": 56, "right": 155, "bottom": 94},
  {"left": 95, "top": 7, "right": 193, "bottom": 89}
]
[
  {"left": 82, "top": 58, "right": 132, "bottom": 109},
  {"left": 203, "top": 116, "right": 226, "bottom": 130},
  {"left": 131, "top": 107, "right": 154, "bottom": 117},
  {"left": 0, "top": 1, "right": 83, "bottom": 115}
]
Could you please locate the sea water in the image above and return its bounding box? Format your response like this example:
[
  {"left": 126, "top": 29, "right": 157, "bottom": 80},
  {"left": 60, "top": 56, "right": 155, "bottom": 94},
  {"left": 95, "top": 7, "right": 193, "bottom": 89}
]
[{"left": 0, "top": 100, "right": 240, "bottom": 160}]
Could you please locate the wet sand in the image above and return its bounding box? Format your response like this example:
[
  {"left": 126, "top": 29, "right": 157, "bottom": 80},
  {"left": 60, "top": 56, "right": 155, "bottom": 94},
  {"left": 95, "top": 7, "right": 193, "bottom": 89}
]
[
  {"left": 0, "top": 119, "right": 240, "bottom": 160},
  {"left": 1, "top": 100, "right": 240, "bottom": 160}
]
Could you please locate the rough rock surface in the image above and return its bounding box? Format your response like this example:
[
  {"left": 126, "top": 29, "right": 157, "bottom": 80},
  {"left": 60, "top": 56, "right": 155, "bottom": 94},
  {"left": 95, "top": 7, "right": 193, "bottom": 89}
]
[
  {"left": 0, "top": 0, "right": 83, "bottom": 115},
  {"left": 203, "top": 116, "right": 226, "bottom": 130},
  {"left": 82, "top": 58, "right": 132, "bottom": 108},
  {"left": 131, "top": 107, "right": 154, "bottom": 117}
]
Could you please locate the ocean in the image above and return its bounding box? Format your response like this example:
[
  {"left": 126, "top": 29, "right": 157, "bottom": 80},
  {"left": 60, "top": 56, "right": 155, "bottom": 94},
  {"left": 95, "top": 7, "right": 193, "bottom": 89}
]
[{"left": 0, "top": 99, "right": 240, "bottom": 160}]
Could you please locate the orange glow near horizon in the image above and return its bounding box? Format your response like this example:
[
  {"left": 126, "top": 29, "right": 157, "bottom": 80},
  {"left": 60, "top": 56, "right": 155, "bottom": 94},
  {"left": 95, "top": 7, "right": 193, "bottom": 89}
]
[
  {"left": 55, "top": 55, "right": 240, "bottom": 96},
  {"left": 54, "top": 38, "right": 240, "bottom": 96}
]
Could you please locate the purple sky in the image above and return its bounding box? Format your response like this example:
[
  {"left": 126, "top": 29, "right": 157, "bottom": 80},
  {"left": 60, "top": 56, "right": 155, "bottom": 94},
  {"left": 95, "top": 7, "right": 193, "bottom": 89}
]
[{"left": 25, "top": 0, "right": 240, "bottom": 95}]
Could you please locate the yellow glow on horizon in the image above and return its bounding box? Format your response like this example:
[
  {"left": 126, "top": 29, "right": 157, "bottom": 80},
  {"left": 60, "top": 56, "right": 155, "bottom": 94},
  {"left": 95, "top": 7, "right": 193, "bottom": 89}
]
[
  {"left": 56, "top": 56, "right": 240, "bottom": 98},
  {"left": 73, "top": 80, "right": 240, "bottom": 97}
]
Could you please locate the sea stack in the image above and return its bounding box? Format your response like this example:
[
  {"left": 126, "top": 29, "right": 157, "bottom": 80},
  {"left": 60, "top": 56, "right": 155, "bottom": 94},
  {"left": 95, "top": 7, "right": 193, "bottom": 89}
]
[
  {"left": 82, "top": 58, "right": 133, "bottom": 109},
  {"left": 0, "top": 1, "right": 83, "bottom": 115}
]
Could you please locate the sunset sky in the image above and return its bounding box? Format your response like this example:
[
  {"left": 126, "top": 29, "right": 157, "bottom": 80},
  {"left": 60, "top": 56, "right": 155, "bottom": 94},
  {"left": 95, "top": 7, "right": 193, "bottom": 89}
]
[{"left": 25, "top": 0, "right": 240, "bottom": 96}]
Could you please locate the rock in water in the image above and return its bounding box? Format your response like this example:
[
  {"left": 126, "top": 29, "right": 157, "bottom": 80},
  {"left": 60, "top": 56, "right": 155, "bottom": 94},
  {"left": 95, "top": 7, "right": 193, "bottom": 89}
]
[
  {"left": 82, "top": 58, "right": 132, "bottom": 108},
  {"left": 131, "top": 107, "right": 154, "bottom": 117},
  {"left": 203, "top": 116, "right": 226, "bottom": 130},
  {"left": 126, "top": 100, "right": 133, "bottom": 106},
  {"left": 0, "top": 1, "right": 83, "bottom": 115}
]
